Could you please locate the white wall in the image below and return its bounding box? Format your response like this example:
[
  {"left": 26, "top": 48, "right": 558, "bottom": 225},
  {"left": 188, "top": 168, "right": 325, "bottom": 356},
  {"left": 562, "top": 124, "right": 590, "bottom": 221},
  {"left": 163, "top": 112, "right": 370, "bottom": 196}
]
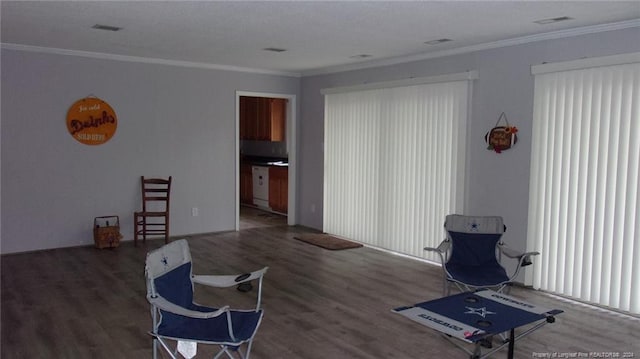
[
  {"left": 1, "top": 49, "right": 299, "bottom": 254},
  {"left": 3, "top": 27, "right": 638, "bottom": 257},
  {"left": 297, "top": 27, "right": 640, "bottom": 270}
]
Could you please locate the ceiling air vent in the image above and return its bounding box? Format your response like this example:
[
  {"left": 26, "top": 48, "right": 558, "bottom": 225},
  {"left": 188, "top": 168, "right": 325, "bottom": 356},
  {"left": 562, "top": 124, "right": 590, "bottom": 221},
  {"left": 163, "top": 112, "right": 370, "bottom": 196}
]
[
  {"left": 92, "top": 24, "right": 122, "bottom": 31},
  {"left": 349, "top": 54, "right": 372, "bottom": 59},
  {"left": 425, "top": 39, "right": 452, "bottom": 45},
  {"left": 534, "top": 16, "right": 573, "bottom": 25},
  {"left": 263, "top": 48, "right": 287, "bottom": 53}
]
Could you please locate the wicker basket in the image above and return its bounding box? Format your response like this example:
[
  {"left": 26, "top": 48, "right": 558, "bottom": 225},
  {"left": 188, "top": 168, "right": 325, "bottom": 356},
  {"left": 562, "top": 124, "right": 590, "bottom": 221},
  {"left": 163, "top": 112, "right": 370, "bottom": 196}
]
[{"left": 94, "top": 216, "right": 122, "bottom": 249}]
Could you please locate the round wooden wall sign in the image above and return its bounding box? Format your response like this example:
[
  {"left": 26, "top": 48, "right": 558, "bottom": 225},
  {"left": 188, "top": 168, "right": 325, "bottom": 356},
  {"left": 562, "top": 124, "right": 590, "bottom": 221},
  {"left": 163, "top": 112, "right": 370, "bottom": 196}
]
[{"left": 66, "top": 97, "right": 117, "bottom": 145}]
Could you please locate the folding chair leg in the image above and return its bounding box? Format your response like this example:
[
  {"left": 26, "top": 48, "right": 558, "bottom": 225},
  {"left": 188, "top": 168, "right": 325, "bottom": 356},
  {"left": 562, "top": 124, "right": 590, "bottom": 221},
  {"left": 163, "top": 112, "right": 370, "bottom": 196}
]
[
  {"left": 152, "top": 338, "right": 158, "bottom": 359},
  {"left": 245, "top": 341, "right": 254, "bottom": 359},
  {"left": 213, "top": 346, "right": 239, "bottom": 359},
  {"left": 154, "top": 337, "right": 180, "bottom": 359}
]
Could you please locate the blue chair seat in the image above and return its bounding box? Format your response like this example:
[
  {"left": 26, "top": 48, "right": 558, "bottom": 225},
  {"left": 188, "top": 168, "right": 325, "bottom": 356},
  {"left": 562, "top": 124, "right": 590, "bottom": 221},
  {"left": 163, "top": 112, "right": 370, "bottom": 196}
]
[
  {"left": 158, "top": 308, "right": 263, "bottom": 343},
  {"left": 445, "top": 263, "right": 509, "bottom": 287}
]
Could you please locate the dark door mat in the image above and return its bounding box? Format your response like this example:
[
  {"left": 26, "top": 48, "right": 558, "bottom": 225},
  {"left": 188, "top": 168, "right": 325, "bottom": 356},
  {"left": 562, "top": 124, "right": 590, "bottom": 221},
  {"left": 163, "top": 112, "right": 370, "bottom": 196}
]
[{"left": 294, "top": 233, "right": 363, "bottom": 250}]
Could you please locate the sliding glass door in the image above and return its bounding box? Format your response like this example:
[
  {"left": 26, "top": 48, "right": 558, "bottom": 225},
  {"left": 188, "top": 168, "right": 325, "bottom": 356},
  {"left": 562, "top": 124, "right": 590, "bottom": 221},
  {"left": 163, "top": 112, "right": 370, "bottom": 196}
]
[{"left": 323, "top": 76, "right": 472, "bottom": 260}]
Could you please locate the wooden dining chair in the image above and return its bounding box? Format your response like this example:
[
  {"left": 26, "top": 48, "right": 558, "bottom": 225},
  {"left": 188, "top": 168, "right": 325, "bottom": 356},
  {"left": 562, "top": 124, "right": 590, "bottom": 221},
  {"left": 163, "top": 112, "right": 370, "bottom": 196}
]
[{"left": 134, "top": 176, "right": 172, "bottom": 247}]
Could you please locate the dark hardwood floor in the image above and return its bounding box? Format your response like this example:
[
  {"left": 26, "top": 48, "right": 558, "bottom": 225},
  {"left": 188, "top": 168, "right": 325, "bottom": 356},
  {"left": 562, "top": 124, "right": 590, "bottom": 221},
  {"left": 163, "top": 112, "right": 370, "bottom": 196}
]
[{"left": 2, "top": 209, "right": 639, "bottom": 358}]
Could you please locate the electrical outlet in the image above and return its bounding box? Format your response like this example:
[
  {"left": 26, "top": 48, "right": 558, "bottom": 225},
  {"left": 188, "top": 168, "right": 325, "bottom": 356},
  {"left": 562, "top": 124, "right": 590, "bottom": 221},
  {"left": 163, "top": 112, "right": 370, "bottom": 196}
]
[{"left": 191, "top": 207, "right": 199, "bottom": 217}]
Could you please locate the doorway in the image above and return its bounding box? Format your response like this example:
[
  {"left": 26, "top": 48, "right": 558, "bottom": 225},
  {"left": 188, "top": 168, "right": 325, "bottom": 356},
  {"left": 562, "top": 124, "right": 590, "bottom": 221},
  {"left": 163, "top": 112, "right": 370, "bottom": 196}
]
[
  {"left": 235, "top": 91, "right": 297, "bottom": 230},
  {"left": 239, "top": 206, "right": 288, "bottom": 230}
]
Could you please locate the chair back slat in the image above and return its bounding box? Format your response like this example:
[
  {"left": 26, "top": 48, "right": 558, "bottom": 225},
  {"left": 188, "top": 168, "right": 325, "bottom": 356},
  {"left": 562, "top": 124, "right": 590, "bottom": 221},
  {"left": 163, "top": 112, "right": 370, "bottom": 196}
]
[
  {"left": 145, "top": 196, "right": 169, "bottom": 201},
  {"left": 144, "top": 178, "right": 171, "bottom": 185}
]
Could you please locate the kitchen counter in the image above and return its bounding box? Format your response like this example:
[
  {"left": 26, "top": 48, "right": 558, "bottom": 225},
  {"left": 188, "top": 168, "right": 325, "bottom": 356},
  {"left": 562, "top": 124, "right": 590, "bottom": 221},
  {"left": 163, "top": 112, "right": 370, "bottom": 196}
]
[
  {"left": 241, "top": 155, "right": 289, "bottom": 167},
  {"left": 240, "top": 156, "right": 289, "bottom": 214}
]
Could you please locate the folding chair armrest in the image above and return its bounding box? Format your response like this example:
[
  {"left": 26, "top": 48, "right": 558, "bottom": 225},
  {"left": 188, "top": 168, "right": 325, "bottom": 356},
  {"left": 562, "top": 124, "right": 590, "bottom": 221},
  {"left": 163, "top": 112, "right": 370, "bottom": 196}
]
[
  {"left": 499, "top": 243, "right": 533, "bottom": 258},
  {"left": 425, "top": 239, "right": 450, "bottom": 254},
  {"left": 499, "top": 244, "right": 539, "bottom": 266},
  {"left": 518, "top": 251, "right": 540, "bottom": 266},
  {"left": 192, "top": 267, "right": 268, "bottom": 288},
  {"left": 424, "top": 240, "right": 450, "bottom": 264},
  {"left": 147, "top": 295, "right": 229, "bottom": 319}
]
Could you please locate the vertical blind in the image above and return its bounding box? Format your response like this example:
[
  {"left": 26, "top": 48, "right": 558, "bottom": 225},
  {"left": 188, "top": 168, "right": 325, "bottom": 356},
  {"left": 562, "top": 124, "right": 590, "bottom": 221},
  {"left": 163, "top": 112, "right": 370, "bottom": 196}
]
[
  {"left": 323, "top": 80, "right": 469, "bottom": 260},
  {"left": 528, "top": 57, "right": 639, "bottom": 313}
]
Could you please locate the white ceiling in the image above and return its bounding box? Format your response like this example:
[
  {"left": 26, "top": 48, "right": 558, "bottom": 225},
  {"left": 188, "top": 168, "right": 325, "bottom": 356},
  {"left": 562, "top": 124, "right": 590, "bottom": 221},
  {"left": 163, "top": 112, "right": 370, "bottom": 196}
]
[{"left": 2, "top": 1, "right": 639, "bottom": 76}]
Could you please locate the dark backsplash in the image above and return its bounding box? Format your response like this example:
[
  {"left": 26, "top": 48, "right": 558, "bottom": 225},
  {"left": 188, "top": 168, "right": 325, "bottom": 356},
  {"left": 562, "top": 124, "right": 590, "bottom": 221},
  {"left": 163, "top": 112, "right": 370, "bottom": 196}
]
[{"left": 240, "top": 140, "right": 287, "bottom": 158}]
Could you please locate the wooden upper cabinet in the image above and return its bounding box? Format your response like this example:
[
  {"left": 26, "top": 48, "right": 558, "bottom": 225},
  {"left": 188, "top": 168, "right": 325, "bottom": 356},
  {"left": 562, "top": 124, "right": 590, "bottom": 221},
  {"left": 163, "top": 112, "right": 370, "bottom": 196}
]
[
  {"left": 240, "top": 96, "right": 286, "bottom": 141},
  {"left": 256, "top": 97, "right": 270, "bottom": 141},
  {"left": 240, "top": 96, "right": 257, "bottom": 140},
  {"left": 269, "top": 98, "right": 286, "bottom": 142}
]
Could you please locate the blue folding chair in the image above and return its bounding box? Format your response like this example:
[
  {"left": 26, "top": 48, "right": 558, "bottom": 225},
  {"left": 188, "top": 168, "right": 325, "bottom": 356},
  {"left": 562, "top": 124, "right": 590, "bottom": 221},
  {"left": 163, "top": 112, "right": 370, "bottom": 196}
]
[
  {"left": 425, "top": 215, "right": 539, "bottom": 295},
  {"left": 145, "top": 239, "right": 268, "bottom": 359}
]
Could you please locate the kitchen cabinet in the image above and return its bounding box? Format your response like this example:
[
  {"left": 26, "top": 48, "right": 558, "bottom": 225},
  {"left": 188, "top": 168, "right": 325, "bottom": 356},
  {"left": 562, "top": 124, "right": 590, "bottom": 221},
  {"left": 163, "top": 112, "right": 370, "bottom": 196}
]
[
  {"left": 268, "top": 166, "right": 288, "bottom": 214},
  {"left": 240, "top": 163, "right": 253, "bottom": 205},
  {"left": 240, "top": 97, "right": 257, "bottom": 140},
  {"left": 240, "top": 97, "right": 286, "bottom": 141},
  {"left": 267, "top": 98, "right": 286, "bottom": 141}
]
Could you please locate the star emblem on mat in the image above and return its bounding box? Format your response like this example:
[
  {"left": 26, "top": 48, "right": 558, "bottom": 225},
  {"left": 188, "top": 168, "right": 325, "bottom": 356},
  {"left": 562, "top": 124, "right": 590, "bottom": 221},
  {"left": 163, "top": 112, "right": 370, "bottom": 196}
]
[
  {"left": 469, "top": 221, "right": 479, "bottom": 231},
  {"left": 465, "top": 306, "right": 495, "bottom": 318},
  {"left": 161, "top": 255, "right": 168, "bottom": 267}
]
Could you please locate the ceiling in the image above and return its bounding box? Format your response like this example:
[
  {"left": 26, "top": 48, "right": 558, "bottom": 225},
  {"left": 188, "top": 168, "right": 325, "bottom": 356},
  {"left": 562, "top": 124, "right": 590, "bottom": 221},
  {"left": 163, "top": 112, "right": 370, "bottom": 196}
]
[{"left": 2, "top": 1, "right": 639, "bottom": 76}]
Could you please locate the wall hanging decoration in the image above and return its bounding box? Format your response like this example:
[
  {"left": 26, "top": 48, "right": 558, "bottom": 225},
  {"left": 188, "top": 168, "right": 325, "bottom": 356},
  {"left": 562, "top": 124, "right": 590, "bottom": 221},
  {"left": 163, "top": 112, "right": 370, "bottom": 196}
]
[
  {"left": 485, "top": 112, "right": 518, "bottom": 153},
  {"left": 66, "top": 96, "right": 117, "bottom": 145}
]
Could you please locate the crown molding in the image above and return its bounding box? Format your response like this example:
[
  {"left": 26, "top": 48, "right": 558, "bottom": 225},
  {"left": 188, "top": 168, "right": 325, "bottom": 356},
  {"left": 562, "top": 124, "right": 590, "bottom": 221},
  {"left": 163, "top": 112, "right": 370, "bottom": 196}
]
[
  {"left": 2, "top": 19, "right": 638, "bottom": 78},
  {"left": 532, "top": 51, "right": 640, "bottom": 75},
  {"left": 321, "top": 70, "right": 478, "bottom": 95},
  {"left": 0, "top": 43, "right": 302, "bottom": 78},
  {"left": 302, "top": 19, "right": 640, "bottom": 77}
]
